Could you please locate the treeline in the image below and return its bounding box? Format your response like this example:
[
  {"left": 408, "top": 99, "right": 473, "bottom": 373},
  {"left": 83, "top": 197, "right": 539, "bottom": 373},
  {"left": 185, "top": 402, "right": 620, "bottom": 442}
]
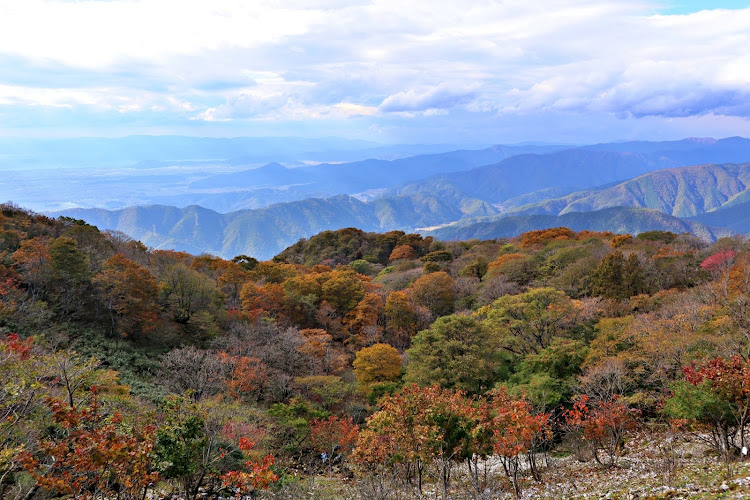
[{"left": 2, "top": 202, "right": 750, "bottom": 498}]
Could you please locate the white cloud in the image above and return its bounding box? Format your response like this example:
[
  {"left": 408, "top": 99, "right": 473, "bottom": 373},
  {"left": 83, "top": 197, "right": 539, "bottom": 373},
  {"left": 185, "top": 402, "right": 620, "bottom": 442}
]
[
  {"left": 0, "top": 0, "right": 323, "bottom": 68},
  {"left": 379, "top": 84, "right": 479, "bottom": 113},
  {"left": 0, "top": 0, "right": 749, "bottom": 141}
]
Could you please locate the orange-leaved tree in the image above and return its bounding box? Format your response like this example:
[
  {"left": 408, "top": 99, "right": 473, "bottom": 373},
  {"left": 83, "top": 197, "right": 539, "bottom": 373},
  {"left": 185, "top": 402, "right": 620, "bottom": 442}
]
[
  {"left": 309, "top": 415, "right": 359, "bottom": 475},
  {"left": 20, "top": 389, "right": 158, "bottom": 500},
  {"left": 383, "top": 290, "right": 425, "bottom": 350},
  {"left": 410, "top": 271, "right": 455, "bottom": 318},
  {"left": 484, "top": 388, "right": 551, "bottom": 498},
  {"left": 93, "top": 254, "right": 160, "bottom": 339},
  {"left": 219, "top": 437, "right": 278, "bottom": 495},
  {"left": 353, "top": 343, "right": 402, "bottom": 393},
  {"left": 353, "top": 385, "right": 475, "bottom": 496}
]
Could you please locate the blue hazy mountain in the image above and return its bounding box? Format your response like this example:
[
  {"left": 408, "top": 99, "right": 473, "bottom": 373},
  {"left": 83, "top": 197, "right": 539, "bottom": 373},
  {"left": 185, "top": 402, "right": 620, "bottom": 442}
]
[
  {"left": 186, "top": 144, "right": 565, "bottom": 196},
  {"left": 424, "top": 207, "right": 733, "bottom": 243},
  {"left": 29, "top": 136, "right": 750, "bottom": 259},
  {"left": 387, "top": 138, "right": 750, "bottom": 206},
  {"left": 689, "top": 200, "right": 750, "bottom": 234},
  {"left": 54, "top": 193, "right": 498, "bottom": 260},
  {"left": 497, "top": 162, "right": 750, "bottom": 218}
]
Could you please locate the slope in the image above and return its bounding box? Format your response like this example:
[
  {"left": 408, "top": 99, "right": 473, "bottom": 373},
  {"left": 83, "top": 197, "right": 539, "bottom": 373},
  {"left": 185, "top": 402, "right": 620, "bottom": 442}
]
[
  {"left": 55, "top": 192, "right": 498, "bottom": 260},
  {"left": 424, "top": 207, "right": 733, "bottom": 243},
  {"left": 390, "top": 150, "right": 677, "bottom": 204},
  {"left": 389, "top": 137, "right": 750, "bottom": 208},
  {"left": 689, "top": 200, "right": 750, "bottom": 235},
  {"left": 187, "top": 144, "right": 565, "bottom": 196},
  {"left": 504, "top": 162, "right": 750, "bottom": 218}
]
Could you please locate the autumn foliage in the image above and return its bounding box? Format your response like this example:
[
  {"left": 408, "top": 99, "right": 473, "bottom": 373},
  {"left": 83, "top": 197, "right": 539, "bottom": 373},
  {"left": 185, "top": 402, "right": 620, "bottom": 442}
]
[
  {"left": 519, "top": 227, "right": 576, "bottom": 248},
  {"left": 5, "top": 205, "right": 750, "bottom": 497},
  {"left": 220, "top": 437, "right": 278, "bottom": 494},
  {"left": 20, "top": 391, "right": 159, "bottom": 500},
  {"left": 353, "top": 384, "right": 550, "bottom": 496},
  {"left": 564, "top": 394, "right": 640, "bottom": 467}
]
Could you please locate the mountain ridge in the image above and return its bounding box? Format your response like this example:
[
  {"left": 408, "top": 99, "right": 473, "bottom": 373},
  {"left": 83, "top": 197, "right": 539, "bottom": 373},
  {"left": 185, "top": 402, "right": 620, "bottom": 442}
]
[
  {"left": 53, "top": 192, "right": 499, "bottom": 260},
  {"left": 423, "top": 206, "right": 733, "bottom": 243},
  {"left": 500, "top": 162, "right": 750, "bottom": 218}
]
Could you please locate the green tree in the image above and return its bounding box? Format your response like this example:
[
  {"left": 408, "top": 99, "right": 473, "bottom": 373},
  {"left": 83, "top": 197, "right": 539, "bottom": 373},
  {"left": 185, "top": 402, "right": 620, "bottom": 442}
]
[
  {"left": 320, "top": 268, "right": 365, "bottom": 315},
  {"left": 232, "top": 254, "right": 258, "bottom": 271},
  {"left": 593, "top": 251, "right": 645, "bottom": 300},
  {"left": 160, "top": 263, "right": 221, "bottom": 324},
  {"left": 153, "top": 397, "right": 209, "bottom": 498},
  {"left": 477, "top": 287, "right": 582, "bottom": 355},
  {"left": 405, "top": 315, "right": 500, "bottom": 394},
  {"left": 49, "top": 236, "right": 88, "bottom": 283},
  {"left": 507, "top": 339, "right": 588, "bottom": 408},
  {"left": 49, "top": 236, "right": 90, "bottom": 315}
]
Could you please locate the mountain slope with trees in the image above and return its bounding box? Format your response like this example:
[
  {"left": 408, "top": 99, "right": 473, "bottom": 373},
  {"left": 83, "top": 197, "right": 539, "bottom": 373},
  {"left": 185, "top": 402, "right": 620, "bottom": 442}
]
[
  {"left": 55, "top": 193, "right": 498, "bottom": 260},
  {"left": 503, "top": 162, "right": 750, "bottom": 218},
  {"left": 4, "top": 204, "right": 750, "bottom": 498},
  {"left": 424, "top": 206, "right": 733, "bottom": 242},
  {"left": 690, "top": 200, "right": 750, "bottom": 234}
]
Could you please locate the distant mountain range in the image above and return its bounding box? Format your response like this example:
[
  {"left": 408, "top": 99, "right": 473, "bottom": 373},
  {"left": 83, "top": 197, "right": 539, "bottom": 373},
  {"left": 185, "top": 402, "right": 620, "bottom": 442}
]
[
  {"left": 388, "top": 137, "right": 750, "bottom": 205},
  {"left": 161, "top": 143, "right": 565, "bottom": 212},
  {"left": 424, "top": 206, "right": 733, "bottom": 243},
  {"left": 577, "top": 136, "right": 750, "bottom": 164},
  {"left": 51, "top": 136, "right": 750, "bottom": 259},
  {"left": 500, "top": 162, "right": 750, "bottom": 218},
  {"left": 54, "top": 193, "right": 497, "bottom": 260}
]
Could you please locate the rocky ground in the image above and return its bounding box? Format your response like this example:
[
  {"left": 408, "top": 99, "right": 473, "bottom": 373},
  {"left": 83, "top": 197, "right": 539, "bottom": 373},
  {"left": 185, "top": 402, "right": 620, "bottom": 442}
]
[{"left": 254, "top": 429, "right": 750, "bottom": 499}]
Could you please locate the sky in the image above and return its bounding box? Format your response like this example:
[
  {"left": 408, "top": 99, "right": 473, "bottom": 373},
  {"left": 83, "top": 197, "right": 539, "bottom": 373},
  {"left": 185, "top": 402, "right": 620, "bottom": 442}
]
[{"left": 0, "top": 0, "right": 749, "bottom": 145}]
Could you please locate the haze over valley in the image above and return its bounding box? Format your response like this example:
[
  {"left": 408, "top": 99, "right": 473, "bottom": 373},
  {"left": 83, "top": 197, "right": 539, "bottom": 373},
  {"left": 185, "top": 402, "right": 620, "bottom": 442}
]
[{"left": 31, "top": 135, "right": 750, "bottom": 259}]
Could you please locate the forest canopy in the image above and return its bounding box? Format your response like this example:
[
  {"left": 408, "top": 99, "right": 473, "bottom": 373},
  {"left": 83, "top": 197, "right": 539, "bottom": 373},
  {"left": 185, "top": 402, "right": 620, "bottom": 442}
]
[{"left": 2, "top": 204, "right": 750, "bottom": 498}]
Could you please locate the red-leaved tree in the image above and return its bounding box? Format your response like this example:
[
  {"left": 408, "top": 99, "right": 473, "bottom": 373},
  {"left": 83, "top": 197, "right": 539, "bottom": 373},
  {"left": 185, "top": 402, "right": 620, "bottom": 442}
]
[
  {"left": 219, "top": 437, "right": 278, "bottom": 495},
  {"left": 20, "top": 389, "right": 158, "bottom": 499},
  {"left": 310, "top": 415, "right": 359, "bottom": 475},
  {"left": 564, "top": 394, "right": 640, "bottom": 468}
]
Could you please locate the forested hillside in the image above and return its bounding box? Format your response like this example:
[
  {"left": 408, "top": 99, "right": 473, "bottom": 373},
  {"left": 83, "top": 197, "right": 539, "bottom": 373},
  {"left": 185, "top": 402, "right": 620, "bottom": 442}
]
[
  {"left": 425, "top": 206, "right": 733, "bottom": 243},
  {"left": 4, "top": 204, "right": 750, "bottom": 498},
  {"left": 691, "top": 200, "right": 750, "bottom": 234},
  {"left": 54, "top": 193, "right": 497, "bottom": 260},
  {"left": 502, "top": 162, "right": 750, "bottom": 218}
]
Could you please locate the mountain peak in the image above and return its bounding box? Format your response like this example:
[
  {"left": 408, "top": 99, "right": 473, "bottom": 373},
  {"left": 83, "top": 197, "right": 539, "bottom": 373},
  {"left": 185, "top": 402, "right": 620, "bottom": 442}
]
[
  {"left": 257, "top": 162, "right": 288, "bottom": 172},
  {"left": 685, "top": 137, "right": 717, "bottom": 144}
]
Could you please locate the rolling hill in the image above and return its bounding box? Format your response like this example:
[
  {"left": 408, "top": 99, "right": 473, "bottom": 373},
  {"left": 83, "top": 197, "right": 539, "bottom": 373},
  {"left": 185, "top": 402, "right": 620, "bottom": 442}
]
[
  {"left": 55, "top": 193, "right": 499, "bottom": 260},
  {"left": 155, "top": 137, "right": 750, "bottom": 214},
  {"left": 387, "top": 138, "right": 750, "bottom": 207},
  {"left": 182, "top": 144, "right": 565, "bottom": 208},
  {"left": 689, "top": 200, "right": 750, "bottom": 235},
  {"left": 424, "top": 207, "right": 733, "bottom": 242},
  {"left": 501, "top": 162, "right": 750, "bottom": 218},
  {"left": 388, "top": 150, "right": 676, "bottom": 205},
  {"left": 46, "top": 136, "right": 750, "bottom": 259}
]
